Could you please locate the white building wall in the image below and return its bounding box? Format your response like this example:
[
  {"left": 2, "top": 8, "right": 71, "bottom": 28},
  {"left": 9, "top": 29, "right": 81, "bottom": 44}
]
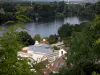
[
  {"left": 31, "top": 53, "right": 47, "bottom": 63},
  {"left": 59, "top": 49, "right": 67, "bottom": 57},
  {"left": 28, "top": 50, "right": 33, "bottom": 53}
]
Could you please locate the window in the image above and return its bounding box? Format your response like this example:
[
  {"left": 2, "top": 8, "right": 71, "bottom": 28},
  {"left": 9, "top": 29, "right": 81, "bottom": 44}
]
[{"left": 61, "top": 51, "right": 63, "bottom": 55}]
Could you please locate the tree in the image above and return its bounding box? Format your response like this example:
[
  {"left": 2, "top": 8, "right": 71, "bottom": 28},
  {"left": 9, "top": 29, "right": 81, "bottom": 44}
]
[
  {"left": 95, "top": 1, "right": 100, "bottom": 15},
  {"left": 67, "top": 16, "right": 100, "bottom": 64},
  {"left": 92, "top": 72, "right": 100, "bottom": 75},
  {"left": 48, "top": 34, "right": 58, "bottom": 44},
  {"left": 52, "top": 45, "right": 59, "bottom": 50},
  {"left": 58, "top": 23, "right": 72, "bottom": 39},
  {"left": 15, "top": 4, "right": 32, "bottom": 22},
  {"left": 51, "top": 15, "right": 100, "bottom": 75},
  {"left": 17, "top": 31, "right": 35, "bottom": 46},
  {"left": 33, "top": 34, "right": 41, "bottom": 42},
  {"left": 0, "top": 25, "right": 37, "bottom": 75}
]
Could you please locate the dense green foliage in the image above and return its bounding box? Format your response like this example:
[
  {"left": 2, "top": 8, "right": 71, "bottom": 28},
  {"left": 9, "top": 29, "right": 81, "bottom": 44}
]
[
  {"left": 33, "top": 34, "right": 41, "bottom": 42},
  {"left": 17, "top": 31, "right": 35, "bottom": 46},
  {"left": 0, "top": 25, "right": 38, "bottom": 75},
  {"left": 66, "top": 3, "right": 95, "bottom": 18},
  {"left": 95, "top": 1, "right": 100, "bottom": 15},
  {"left": 58, "top": 23, "right": 72, "bottom": 38},
  {"left": 1, "top": 1, "right": 100, "bottom": 24},
  {"left": 58, "top": 22, "right": 87, "bottom": 39},
  {"left": 47, "top": 34, "right": 58, "bottom": 44},
  {"left": 51, "top": 15, "right": 100, "bottom": 75},
  {"left": 52, "top": 45, "right": 59, "bottom": 50},
  {"left": 92, "top": 72, "right": 100, "bottom": 75},
  {"left": 0, "top": 3, "right": 31, "bottom": 24}
]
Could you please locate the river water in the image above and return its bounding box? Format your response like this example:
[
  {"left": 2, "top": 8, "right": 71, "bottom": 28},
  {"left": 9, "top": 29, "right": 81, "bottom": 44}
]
[{"left": 1, "top": 16, "right": 88, "bottom": 37}]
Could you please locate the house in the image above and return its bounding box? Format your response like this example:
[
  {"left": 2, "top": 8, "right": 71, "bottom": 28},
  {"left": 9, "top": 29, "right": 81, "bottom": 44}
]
[
  {"left": 18, "top": 44, "right": 52, "bottom": 63},
  {"left": 18, "top": 39, "right": 67, "bottom": 74},
  {"left": 40, "top": 39, "right": 49, "bottom": 44},
  {"left": 40, "top": 56, "right": 66, "bottom": 75},
  {"left": 58, "top": 49, "right": 67, "bottom": 57},
  {"left": 0, "top": 8, "right": 5, "bottom": 14}
]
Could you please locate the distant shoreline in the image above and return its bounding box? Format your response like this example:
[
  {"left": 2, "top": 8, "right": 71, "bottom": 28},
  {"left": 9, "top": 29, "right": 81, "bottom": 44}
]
[{"left": 0, "top": 0, "right": 98, "bottom": 4}]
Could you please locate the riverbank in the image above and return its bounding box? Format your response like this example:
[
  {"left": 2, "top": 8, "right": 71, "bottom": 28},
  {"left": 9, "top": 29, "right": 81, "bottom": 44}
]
[{"left": 0, "top": 16, "right": 89, "bottom": 38}]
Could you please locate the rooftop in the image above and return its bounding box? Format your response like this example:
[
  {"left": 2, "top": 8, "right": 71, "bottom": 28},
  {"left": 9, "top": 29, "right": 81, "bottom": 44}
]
[
  {"left": 28, "top": 44, "right": 53, "bottom": 54},
  {"left": 0, "top": 8, "right": 5, "bottom": 14}
]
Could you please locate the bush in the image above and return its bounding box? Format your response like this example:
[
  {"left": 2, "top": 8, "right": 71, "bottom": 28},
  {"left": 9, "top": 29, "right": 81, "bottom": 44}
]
[
  {"left": 48, "top": 34, "right": 58, "bottom": 44},
  {"left": 52, "top": 45, "right": 59, "bottom": 50}
]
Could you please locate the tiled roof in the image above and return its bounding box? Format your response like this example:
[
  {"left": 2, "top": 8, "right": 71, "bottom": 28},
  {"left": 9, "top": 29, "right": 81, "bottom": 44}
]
[
  {"left": 51, "top": 56, "right": 66, "bottom": 72},
  {"left": 40, "top": 41, "right": 49, "bottom": 44},
  {"left": 41, "top": 56, "right": 66, "bottom": 75}
]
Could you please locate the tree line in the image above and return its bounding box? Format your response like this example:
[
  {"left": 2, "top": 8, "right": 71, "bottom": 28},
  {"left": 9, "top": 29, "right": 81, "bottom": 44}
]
[
  {"left": 50, "top": 16, "right": 100, "bottom": 75},
  {"left": 0, "top": 1, "right": 100, "bottom": 24}
]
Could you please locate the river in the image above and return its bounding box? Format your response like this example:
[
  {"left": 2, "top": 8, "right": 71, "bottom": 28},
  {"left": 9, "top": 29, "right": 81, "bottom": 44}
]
[{"left": 1, "top": 16, "right": 88, "bottom": 37}]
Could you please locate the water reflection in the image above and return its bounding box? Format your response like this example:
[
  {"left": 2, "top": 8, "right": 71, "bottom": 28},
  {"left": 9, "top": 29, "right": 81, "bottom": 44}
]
[
  {"left": 0, "top": 17, "right": 88, "bottom": 37},
  {"left": 24, "top": 17, "right": 87, "bottom": 37}
]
